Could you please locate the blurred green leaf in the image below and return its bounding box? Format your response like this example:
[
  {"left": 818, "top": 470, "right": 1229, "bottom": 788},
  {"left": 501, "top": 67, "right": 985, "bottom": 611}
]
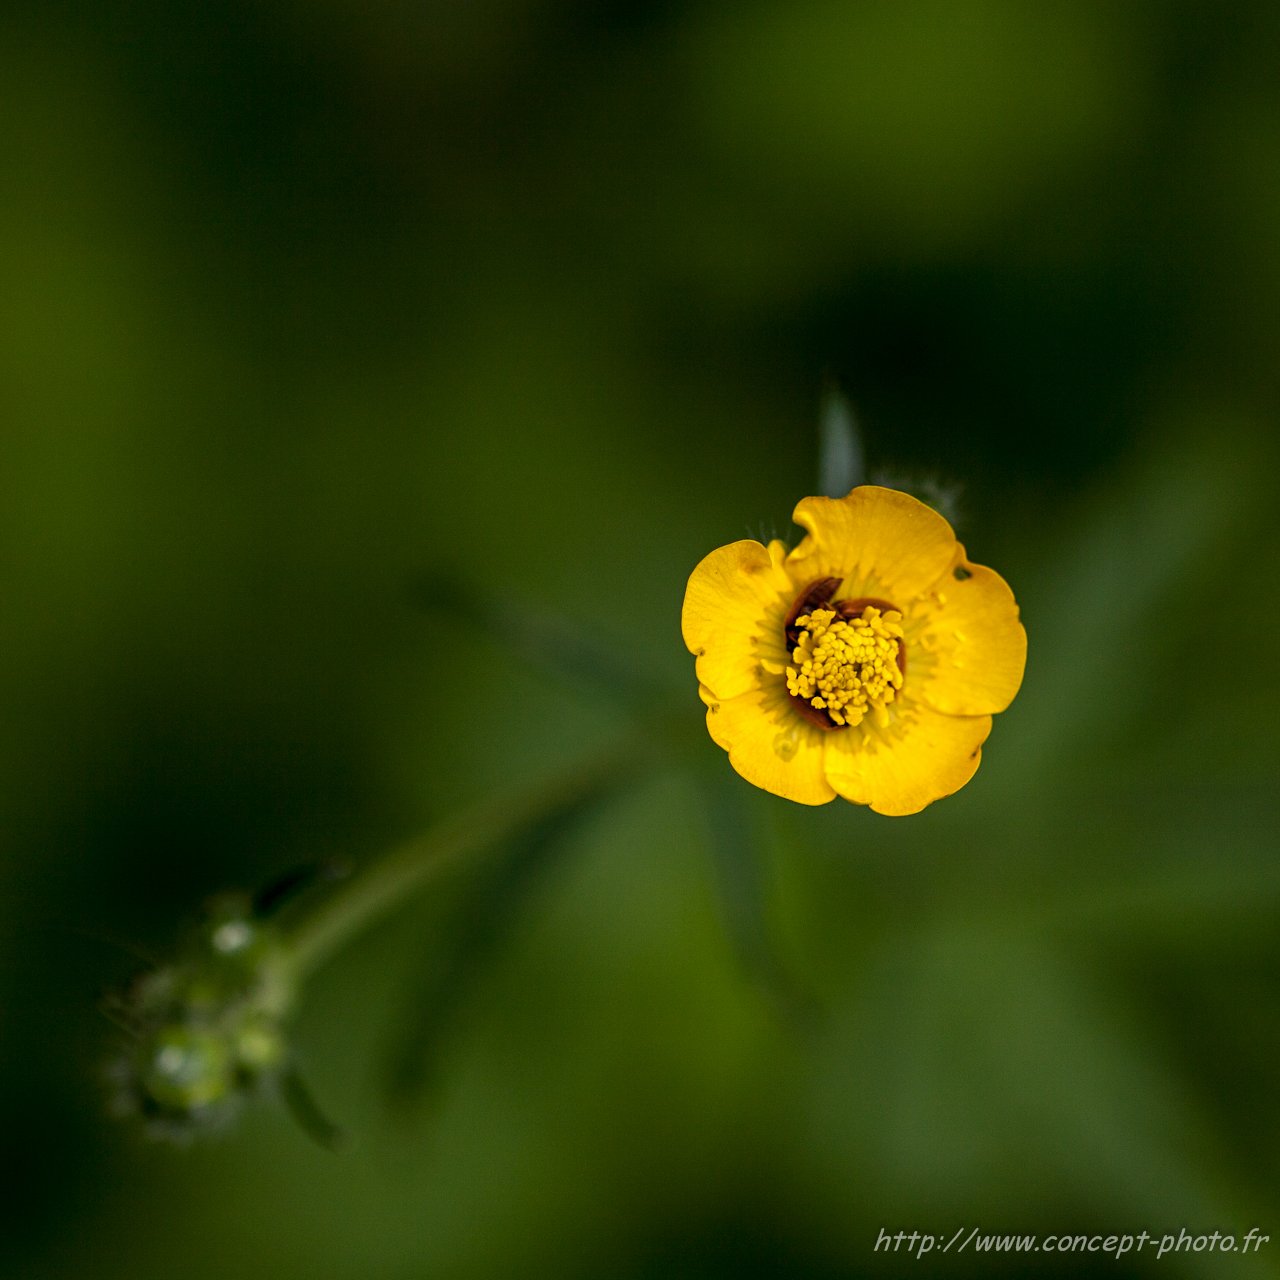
[
  {"left": 279, "top": 1067, "right": 345, "bottom": 1151},
  {"left": 700, "top": 773, "right": 812, "bottom": 1025},
  {"left": 816, "top": 384, "right": 864, "bottom": 498},
  {"left": 413, "top": 571, "right": 672, "bottom": 713},
  {"left": 381, "top": 768, "right": 628, "bottom": 1112}
]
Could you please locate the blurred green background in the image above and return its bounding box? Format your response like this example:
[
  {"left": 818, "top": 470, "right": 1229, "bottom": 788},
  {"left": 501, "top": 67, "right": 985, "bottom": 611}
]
[{"left": 2, "top": 0, "right": 1279, "bottom": 1276}]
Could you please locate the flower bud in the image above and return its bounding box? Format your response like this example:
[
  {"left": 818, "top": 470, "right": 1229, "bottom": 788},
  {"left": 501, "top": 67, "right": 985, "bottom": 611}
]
[
  {"left": 105, "top": 895, "right": 299, "bottom": 1139},
  {"left": 138, "top": 1026, "right": 235, "bottom": 1113}
]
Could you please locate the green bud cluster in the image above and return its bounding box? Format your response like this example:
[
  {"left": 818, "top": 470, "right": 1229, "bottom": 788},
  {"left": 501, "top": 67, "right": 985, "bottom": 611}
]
[{"left": 105, "top": 894, "right": 296, "bottom": 1139}]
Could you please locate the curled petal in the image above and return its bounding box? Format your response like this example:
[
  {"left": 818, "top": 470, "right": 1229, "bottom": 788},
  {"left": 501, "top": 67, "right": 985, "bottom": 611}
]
[
  {"left": 702, "top": 681, "right": 836, "bottom": 806},
  {"left": 787, "top": 486, "right": 957, "bottom": 601},
  {"left": 912, "top": 547, "right": 1027, "bottom": 716},
  {"left": 682, "top": 539, "right": 793, "bottom": 701},
  {"left": 823, "top": 704, "right": 991, "bottom": 816}
]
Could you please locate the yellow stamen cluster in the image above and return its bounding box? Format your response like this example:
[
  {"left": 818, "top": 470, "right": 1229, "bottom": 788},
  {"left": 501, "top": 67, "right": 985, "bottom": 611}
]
[{"left": 786, "top": 605, "right": 904, "bottom": 728}]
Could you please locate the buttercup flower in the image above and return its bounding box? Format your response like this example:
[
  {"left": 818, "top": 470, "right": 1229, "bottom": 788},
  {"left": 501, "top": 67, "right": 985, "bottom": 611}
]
[{"left": 682, "top": 486, "right": 1026, "bottom": 815}]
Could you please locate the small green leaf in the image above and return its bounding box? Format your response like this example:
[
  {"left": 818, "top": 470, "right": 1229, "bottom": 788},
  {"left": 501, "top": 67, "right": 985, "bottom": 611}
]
[{"left": 280, "top": 1067, "right": 345, "bottom": 1150}]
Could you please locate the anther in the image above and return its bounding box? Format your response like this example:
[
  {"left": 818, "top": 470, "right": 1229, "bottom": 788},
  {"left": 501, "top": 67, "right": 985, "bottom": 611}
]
[{"left": 783, "top": 602, "right": 906, "bottom": 729}]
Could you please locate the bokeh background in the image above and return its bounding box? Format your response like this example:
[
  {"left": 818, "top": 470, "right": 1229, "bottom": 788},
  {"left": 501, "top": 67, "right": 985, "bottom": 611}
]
[{"left": 2, "top": 1, "right": 1278, "bottom": 1277}]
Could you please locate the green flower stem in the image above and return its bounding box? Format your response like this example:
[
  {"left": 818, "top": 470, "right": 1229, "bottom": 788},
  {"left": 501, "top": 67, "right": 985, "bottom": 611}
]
[{"left": 284, "top": 733, "right": 659, "bottom": 980}]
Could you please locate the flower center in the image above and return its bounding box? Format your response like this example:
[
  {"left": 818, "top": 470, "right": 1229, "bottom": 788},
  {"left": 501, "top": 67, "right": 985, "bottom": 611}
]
[{"left": 785, "top": 604, "right": 905, "bottom": 729}]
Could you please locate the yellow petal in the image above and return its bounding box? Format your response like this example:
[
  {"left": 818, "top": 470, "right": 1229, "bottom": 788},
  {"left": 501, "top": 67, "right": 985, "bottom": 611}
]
[
  {"left": 822, "top": 703, "right": 991, "bottom": 816},
  {"left": 786, "top": 486, "right": 957, "bottom": 602},
  {"left": 911, "top": 546, "right": 1027, "bottom": 716},
  {"left": 682, "top": 539, "right": 794, "bottom": 701},
  {"left": 702, "top": 680, "right": 836, "bottom": 806}
]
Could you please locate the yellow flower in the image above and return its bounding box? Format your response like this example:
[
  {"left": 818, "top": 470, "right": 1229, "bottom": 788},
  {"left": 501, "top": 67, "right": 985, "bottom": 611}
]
[{"left": 682, "top": 486, "right": 1026, "bottom": 815}]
